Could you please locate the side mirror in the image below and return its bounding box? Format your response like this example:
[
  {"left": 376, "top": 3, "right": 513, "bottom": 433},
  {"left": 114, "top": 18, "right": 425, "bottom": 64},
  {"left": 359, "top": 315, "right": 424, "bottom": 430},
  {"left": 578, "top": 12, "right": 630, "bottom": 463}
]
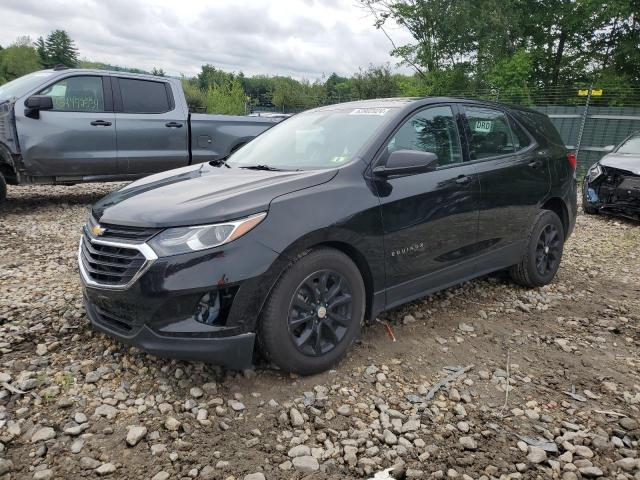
[
  {"left": 24, "top": 95, "right": 54, "bottom": 119},
  {"left": 603, "top": 145, "right": 615, "bottom": 152},
  {"left": 373, "top": 150, "right": 439, "bottom": 177}
]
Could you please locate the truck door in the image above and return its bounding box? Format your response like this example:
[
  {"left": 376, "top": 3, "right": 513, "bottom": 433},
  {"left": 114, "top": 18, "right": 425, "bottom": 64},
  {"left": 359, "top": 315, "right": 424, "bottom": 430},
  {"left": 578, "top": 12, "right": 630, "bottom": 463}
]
[
  {"left": 112, "top": 77, "right": 188, "bottom": 175},
  {"left": 16, "top": 75, "right": 118, "bottom": 177}
]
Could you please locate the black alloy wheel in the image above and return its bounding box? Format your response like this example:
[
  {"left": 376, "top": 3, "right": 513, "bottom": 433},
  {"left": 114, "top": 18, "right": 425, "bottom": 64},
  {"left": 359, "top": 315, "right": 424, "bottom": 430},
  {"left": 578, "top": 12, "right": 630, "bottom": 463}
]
[
  {"left": 535, "top": 224, "right": 561, "bottom": 276},
  {"left": 287, "top": 270, "right": 353, "bottom": 356}
]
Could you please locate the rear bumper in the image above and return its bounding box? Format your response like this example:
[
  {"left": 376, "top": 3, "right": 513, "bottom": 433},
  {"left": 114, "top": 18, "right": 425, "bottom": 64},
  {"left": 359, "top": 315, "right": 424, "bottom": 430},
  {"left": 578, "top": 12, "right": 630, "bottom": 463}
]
[{"left": 84, "top": 296, "right": 256, "bottom": 369}]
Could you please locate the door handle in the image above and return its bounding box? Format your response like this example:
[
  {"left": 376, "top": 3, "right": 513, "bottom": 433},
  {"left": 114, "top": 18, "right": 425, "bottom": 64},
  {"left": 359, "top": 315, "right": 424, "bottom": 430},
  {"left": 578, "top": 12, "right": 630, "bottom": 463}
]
[
  {"left": 528, "top": 159, "right": 544, "bottom": 169},
  {"left": 165, "top": 122, "right": 183, "bottom": 128},
  {"left": 90, "top": 120, "right": 112, "bottom": 126},
  {"left": 456, "top": 174, "right": 472, "bottom": 185}
]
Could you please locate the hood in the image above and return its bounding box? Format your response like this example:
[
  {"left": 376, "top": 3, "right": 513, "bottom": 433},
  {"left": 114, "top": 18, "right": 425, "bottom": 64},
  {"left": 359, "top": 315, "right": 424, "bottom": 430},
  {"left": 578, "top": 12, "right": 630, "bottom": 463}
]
[
  {"left": 93, "top": 163, "right": 337, "bottom": 228},
  {"left": 600, "top": 153, "right": 640, "bottom": 175}
]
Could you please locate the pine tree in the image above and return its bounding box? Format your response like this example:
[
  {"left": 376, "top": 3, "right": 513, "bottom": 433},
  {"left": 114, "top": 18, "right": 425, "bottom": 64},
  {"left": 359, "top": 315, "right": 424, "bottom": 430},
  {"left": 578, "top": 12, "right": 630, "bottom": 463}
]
[{"left": 44, "top": 30, "right": 78, "bottom": 67}]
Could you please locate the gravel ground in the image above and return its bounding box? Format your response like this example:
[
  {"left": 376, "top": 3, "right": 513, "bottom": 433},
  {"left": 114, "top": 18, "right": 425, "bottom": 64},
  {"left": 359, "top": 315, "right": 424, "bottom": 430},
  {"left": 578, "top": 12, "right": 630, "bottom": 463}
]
[{"left": 0, "top": 183, "right": 639, "bottom": 480}]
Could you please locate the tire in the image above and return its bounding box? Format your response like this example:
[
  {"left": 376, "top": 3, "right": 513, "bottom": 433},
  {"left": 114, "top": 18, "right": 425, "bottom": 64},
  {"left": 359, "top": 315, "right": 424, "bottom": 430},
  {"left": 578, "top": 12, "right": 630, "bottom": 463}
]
[
  {"left": 259, "top": 248, "right": 365, "bottom": 375},
  {"left": 0, "top": 172, "right": 6, "bottom": 205},
  {"left": 510, "top": 210, "right": 565, "bottom": 288}
]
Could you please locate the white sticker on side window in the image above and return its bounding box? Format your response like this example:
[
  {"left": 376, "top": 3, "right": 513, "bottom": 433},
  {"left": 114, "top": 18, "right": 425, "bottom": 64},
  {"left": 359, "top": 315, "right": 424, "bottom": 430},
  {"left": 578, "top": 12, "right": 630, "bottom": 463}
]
[
  {"left": 474, "top": 120, "right": 493, "bottom": 133},
  {"left": 349, "top": 108, "right": 390, "bottom": 116}
]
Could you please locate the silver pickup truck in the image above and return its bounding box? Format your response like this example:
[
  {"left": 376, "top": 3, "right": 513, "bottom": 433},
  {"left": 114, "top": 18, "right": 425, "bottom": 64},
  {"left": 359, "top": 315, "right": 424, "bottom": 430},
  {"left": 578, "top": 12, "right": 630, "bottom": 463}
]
[{"left": 0, "top": 67, "right": 279, "bottom": 204}]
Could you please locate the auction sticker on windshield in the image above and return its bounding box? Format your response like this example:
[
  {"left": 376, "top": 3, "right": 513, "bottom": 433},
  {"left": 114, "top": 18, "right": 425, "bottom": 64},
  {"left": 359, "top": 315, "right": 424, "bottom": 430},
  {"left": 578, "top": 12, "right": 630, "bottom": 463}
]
[
  {"left": 474, "top": 120, "right": 493, "bottom": 133},
  {"left": 349, "top": 108, "right": 390, "bottom": 116}
]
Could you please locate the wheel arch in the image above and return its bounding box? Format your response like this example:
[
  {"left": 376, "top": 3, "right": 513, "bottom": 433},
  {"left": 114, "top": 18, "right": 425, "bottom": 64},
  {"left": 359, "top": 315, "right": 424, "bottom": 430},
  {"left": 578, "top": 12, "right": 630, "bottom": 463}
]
[{"left": 541, "top": 197, "right": 569, "bottom": 237}]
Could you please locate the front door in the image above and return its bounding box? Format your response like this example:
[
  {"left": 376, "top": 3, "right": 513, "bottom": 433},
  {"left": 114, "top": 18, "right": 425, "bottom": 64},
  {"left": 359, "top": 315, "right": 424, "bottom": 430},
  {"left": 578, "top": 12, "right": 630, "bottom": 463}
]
[
  {"left": 112, "top": 77, "right": 189, "bottom": 175},
  {"left": 16, "top": 75, "right": 118, "bottom": 177},
  {"left": 461, "top": 105, "right": 551, "bottom": 271},
  {"left": 375, "top": 105, "right": 481, "bottom": 308}
]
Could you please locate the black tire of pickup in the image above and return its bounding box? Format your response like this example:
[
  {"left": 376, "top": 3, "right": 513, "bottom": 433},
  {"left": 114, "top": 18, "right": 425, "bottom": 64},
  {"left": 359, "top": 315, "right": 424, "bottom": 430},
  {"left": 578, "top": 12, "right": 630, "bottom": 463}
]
[{"left": 0, "top": 172, "right": 6, "bottom": 205}]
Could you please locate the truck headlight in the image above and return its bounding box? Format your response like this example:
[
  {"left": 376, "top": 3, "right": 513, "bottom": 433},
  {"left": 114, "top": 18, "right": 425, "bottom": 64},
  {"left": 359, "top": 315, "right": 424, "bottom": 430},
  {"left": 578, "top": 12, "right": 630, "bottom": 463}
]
[
  {"left": 148, "top": 212, "right": 266, "bottom": 256},
  {"left": 587, "top": 163, "right": 602, "bottom": 182}
]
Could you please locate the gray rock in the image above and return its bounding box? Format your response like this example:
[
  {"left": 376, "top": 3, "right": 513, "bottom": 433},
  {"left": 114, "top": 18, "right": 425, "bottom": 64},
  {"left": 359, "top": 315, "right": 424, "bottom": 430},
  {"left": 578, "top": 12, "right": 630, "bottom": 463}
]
[
  {"left": 190, "top": 387, "right": 204, "bottom": 398},
  {"left": 164, "top": 417, "right": 181, "bottom": 431},
  {"left": 292, "top": 455, "right": 319, "bottom": 473},
  {"left": 615, "top": 458, "right": 637, "bottom": 471},
  {"left": 383, "top": 429, "right": 398, "bottom": 445},
  {"left": 244, "top": 474, "right": 266, "bottom": 480},
  {"left": 152, "top": 472, "right": 170, "bottom": 480},
  {"left": 126, "top": 425, "right": 148, "bottom": 447},
  {"left": 619, "top": 417, "right": 638, "bottom": 431},
  {"left": 33, "top": 469, "right": 53, "bottom": 480},
  {"left": 229, "top": 400, "right": 245, "bottom": 411},
  {"left": 459, "top": 436, "right": 477, "bottom": 450},
  {"left": 288, "top": 444, "right": 311, "bottom": 458},
  {"left": 31, "top": 427, "right": 56, "bottom": 443},
  {"left": 337, "top": 404, "right": 352, "bottom": 416},
  {"left": 578, "top": 466, "right": 603, "bottom": 477},
  {"left": 80, "top": 457, "right": 101, "bottom": 470},
  {"left": 0, "top": 459, "right": 14, "bottom": 476},
  {"left": 200, "top": 465, "right": 216, "bottom": 479},
  {"left": 96, "top": 463, "right": 117, "bottom": 476},
  {"left": 95, "top": 404, "right": 118, "bottom": 419},
  {"left": 290, "top": 408, "right": 304, "bottom": 427},
  {"left": 527, "top": 446, "right": 547, "bottom": 464}
]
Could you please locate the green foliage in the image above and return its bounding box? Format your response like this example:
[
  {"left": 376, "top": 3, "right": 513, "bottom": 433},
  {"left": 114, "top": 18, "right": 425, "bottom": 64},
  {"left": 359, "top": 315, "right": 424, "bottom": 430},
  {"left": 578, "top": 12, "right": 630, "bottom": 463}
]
[
  {"left": 488, "top": 49, "right": 533, "bottom": 103},
  {"left": 151, "top": 67, "right": 166, "bottom": 77},
  {"left": 0, "top": 38, "right": 41, "bottom": 84},
  {"left": 40, "top": 30, "right": 78, "bottom": 68},
  {"left": 204, "top": 77, "right": 247, "bottom": 115},
  {"left": 351, "top": 64, "right": 398, "bottom": 99}
]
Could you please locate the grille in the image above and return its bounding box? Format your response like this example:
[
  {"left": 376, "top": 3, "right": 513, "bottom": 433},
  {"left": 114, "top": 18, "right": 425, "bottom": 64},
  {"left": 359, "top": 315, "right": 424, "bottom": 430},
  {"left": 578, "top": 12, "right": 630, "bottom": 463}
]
[
  {"left": 92, "top": 305, "right": 134, "bottom": 333},
  {"left": 87, "top": 216, "right": 159, "bottom": 242},
  {"left": 80, "top": 233, "right": 147, "bottom": 286}
]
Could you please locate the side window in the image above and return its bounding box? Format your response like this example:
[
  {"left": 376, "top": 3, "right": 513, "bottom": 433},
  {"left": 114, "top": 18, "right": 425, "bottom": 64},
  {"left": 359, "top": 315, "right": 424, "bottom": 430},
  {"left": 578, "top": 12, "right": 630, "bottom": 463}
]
[
  {"left": 464, "top": 106, "right": 515, "bottom": 160},
  {"left": 510, "top": 118, "right": 532, "bottom": 150},
  {"left": 387, "top": 105, "right": 462, "bottom": 167},
  {"left": 39, "top": 76, "right": 104, "bottom": 112},
  {"left": 118, "top": 78, "right": 171, "bottom": 113}
]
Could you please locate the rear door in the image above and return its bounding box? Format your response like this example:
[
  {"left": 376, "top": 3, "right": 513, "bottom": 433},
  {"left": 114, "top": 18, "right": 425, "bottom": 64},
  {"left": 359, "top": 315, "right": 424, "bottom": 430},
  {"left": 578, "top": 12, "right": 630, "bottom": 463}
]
[
  {"left": 376, "top": 104, "right": 481, "bottom": 307},
  {"left": 16, "top": 74, "right": 118, "bottom": 177},
  {"left": 461, "top": 105, "right": 550, "bottom": 271},
  {"left": 112, "top": 77, "right": 188, "bottom": 175}
]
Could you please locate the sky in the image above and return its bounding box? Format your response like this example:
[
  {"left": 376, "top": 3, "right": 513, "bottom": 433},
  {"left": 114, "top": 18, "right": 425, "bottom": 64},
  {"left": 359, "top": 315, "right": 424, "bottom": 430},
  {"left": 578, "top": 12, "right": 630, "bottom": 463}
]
[{"left": 1, "top": 0, "right": 414, "bottom": 80}]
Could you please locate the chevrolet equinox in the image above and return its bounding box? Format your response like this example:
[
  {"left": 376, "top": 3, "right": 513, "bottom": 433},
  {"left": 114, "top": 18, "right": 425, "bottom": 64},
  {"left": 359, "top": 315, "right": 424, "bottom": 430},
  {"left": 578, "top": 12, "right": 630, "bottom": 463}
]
[{"left": 80, "top": 98, "right": 577, "bottom": 374}]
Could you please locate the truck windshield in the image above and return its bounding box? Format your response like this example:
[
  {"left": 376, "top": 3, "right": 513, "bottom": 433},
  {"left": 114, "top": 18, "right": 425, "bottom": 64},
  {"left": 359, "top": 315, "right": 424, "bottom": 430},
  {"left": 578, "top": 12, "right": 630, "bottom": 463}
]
[
  {"left": 0, "top": 70, "right": 56, "bottom": 103},
  {"left": 227, "top": 107, "right": 396, "bottom": 170}
]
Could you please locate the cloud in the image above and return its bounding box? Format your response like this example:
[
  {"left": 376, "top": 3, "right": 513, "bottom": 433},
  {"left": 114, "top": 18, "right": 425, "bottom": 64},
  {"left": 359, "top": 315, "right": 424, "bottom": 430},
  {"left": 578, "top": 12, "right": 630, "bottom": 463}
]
[{"left": 0, "top": 0, "right": 414, "bottom": 79}]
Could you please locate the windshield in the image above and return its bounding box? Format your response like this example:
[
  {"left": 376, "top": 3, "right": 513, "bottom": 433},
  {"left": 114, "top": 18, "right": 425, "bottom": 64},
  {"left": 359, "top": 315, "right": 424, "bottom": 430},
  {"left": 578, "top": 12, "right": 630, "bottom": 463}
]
[
  {"left": 0, "top": 70, "right": 55, "bottom": 102},
  {"left": 227, "top": 107, "right": 396, "bottom": 170},
  {"left": 617, "top": 134, "right": 640, "bottom": 155}
]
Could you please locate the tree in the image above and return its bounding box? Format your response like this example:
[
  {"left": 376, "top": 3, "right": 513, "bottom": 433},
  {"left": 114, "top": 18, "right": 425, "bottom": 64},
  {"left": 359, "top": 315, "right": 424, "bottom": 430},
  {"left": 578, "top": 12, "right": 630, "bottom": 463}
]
[
  {"left": 205, "top": 78, "right": 246, "bottom": 115},
  {"left": 0, "top": 38, "right": 41, "bottom": 84},
  {"left": 41, "top": 30, "right": 78, "bottom": 68},
  {"left": 351, "top": 64, "right": 399, "bottom": 99},
  {"left": 151, "top": 67, "right": 166, "bottom": 77}
]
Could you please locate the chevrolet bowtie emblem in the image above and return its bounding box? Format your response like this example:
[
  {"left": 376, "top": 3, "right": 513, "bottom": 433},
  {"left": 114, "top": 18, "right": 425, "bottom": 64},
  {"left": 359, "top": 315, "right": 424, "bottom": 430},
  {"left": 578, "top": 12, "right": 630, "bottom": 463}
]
[{"left": 91, "top": 224, "right": 106, "bottom": 236}]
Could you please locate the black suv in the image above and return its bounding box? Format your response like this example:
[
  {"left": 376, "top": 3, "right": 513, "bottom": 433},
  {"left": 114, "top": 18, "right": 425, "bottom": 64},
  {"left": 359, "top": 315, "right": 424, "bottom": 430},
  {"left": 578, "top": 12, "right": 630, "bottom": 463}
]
[{"left": 80, "top": 98, "right": 577, "bottom": 374}]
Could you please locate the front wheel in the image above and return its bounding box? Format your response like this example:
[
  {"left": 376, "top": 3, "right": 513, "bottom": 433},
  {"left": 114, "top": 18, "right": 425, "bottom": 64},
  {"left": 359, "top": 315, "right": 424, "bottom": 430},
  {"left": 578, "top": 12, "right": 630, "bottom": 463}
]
[
  {"left": 510, "top": 210, "right": 565, "bottom": 288},
  {"left": 259, "top": 248, "right": 365, "bottom": 375}
]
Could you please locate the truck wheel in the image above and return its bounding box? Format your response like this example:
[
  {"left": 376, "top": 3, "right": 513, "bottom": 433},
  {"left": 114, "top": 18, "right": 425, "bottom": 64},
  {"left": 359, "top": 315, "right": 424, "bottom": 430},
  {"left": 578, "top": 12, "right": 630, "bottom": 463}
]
[
  {"left": 0, "top": 173, "right": 6, "bottom": 205},
  {"left": 510, "top": 210, "right": 565, "bottom": 288},
  {"left": 259, "top": 248, "right": 365, "bottom": 375}
]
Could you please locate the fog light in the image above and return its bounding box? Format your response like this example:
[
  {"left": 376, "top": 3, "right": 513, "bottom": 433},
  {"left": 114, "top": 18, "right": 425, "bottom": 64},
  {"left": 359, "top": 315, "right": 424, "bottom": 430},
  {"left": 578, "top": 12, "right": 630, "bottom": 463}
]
[{"left": 195, "top": 291, "right": 221, "bottom": 325}]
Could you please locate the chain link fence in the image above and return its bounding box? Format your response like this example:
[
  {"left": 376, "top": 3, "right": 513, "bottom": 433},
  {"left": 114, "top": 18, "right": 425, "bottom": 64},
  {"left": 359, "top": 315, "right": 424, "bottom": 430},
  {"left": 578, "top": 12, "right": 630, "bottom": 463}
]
[{"left": 247, "top": 86, "right": 640, "bottom": 175}]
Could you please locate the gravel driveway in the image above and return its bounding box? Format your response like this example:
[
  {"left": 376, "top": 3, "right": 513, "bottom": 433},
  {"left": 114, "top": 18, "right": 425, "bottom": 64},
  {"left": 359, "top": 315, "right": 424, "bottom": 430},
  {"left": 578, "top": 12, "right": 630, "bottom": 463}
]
[{"left": 1, "top": 184, "right": 639, "bottom": 480}]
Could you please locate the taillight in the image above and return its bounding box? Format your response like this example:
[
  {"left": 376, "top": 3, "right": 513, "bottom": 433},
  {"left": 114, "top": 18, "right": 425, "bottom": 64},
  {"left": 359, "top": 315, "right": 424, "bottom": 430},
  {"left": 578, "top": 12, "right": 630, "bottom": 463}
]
[{"left": 567, "top": 152, "right": 577, "bottom": 170}]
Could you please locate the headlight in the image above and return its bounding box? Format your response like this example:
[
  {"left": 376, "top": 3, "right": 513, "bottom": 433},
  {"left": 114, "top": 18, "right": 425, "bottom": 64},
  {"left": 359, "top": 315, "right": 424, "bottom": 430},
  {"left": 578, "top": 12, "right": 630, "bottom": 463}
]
[
  {"left": 148, "top": 212, "right": 267, "bottom": 256},
  {"left": 587, "top": 163, "right": 602, "bottom": 182}
]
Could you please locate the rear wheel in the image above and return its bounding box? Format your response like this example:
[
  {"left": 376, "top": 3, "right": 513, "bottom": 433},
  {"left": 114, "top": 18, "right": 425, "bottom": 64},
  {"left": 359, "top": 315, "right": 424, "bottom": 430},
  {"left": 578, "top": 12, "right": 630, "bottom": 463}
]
[
  {"left": 259, "top": 248, "right": 365, "bottom": 375},
  {"left": 510, "top": 210, "right": 565, "bottom": 288}
]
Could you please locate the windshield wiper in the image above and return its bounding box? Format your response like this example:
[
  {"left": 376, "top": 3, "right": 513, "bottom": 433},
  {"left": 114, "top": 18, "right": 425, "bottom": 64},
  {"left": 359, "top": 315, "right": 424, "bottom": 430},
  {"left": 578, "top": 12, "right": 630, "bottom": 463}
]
[
  {"left": 209, "top": 155, "right": 231, "bottom": 168},
  {"left": 239, "top": 164, "right": 286, "bottom": 171}
]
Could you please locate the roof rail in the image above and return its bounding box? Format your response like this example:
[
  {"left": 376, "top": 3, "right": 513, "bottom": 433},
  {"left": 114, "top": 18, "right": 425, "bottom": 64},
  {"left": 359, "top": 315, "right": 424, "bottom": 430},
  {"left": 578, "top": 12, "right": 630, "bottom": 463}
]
[{"left": 53, "top": 64, "right": 70, "bottom": 71}]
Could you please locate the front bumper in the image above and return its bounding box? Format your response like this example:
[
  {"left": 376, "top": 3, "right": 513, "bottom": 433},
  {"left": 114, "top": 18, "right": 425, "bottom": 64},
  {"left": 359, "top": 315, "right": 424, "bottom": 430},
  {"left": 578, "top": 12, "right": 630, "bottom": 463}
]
[
  {"left": 84, "top": 296, "right": 256, "bottom": 369},
  {"left": 80, "top": 231, "right": 282, "bottom": 369},
  {"left": 583, "top": 172, "right": 640, "bottom": 221}
]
